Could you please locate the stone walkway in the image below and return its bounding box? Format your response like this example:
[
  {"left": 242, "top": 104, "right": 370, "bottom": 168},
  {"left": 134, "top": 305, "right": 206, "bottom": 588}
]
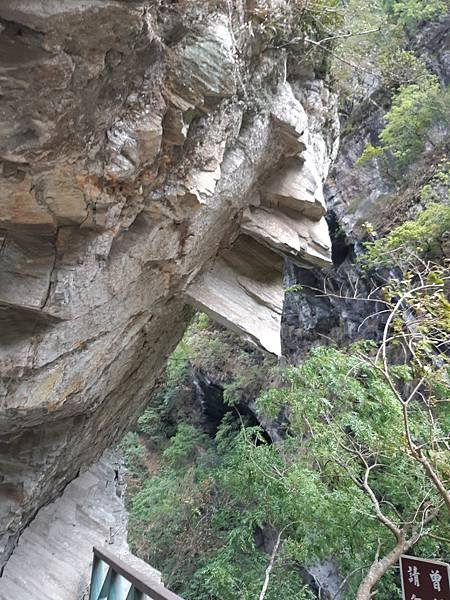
[{"left": 0, "top": 450, "right": 160, "bottom": 600}]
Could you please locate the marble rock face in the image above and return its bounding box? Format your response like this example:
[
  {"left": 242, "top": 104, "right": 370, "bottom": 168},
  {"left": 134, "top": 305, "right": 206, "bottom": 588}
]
[{"left": 0, "top": 1, "right": 339, "bottom": 570}]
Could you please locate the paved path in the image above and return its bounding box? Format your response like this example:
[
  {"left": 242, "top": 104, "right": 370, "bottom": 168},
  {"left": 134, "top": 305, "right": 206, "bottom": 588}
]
[{"left": 0, "top": 450, "right": 160, "bottom": 600}]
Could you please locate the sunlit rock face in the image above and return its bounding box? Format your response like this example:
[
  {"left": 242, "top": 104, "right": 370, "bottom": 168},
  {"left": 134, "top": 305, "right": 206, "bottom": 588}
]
[
  {"left": 187, "top": 79, "right": 338, "bottom": 354},
  {"left": 0, "top": 1, "right": 339, "bottom": 568}
]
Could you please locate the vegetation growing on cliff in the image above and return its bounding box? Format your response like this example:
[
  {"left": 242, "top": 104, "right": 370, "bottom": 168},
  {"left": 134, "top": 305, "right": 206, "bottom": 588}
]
[
  {"left": 358, "top": 76, "right": 450, "bottom": 168},
  {"left": 122, "top": 344, "right": 449, "bottom": 599},
  {"left": 383, "top": 0, "right": 447, "bottom": 28},
  {"left": 361, "top": 203, "right": 450, "bottom": 267},
  {"left": 122, "top": 264, "right": 450, "bottom": 598}
]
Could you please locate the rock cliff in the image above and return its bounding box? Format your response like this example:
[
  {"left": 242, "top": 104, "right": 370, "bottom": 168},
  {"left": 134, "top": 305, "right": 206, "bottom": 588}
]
[
  {"left": 0, "top": 1, "right": 339, "bottom": 569},
  {"left": 283, "top": 12, "right": 450, "bottom": 364}
]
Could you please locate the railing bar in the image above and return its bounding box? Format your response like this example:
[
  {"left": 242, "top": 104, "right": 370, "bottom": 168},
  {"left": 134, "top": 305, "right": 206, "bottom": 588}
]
[
  {"left": 90, "top": 557, "right": 111, "bottom": 600},
  {"left": 98, "top": 566, "right": 113, "bottom": 600},
  {"left": 114, "top": 572, "right": 133, "bottom": 600},
  {"left": 92, "top": 546, "right": 184, "bottom": 600},
  {"left": 126, "top": 586, "right": 142, "bottom": 600}
]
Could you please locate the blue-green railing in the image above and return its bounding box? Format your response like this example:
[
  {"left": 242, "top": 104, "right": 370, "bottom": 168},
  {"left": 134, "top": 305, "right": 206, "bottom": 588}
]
[{"left": 89, "top": 546, "right": 183, "bottom": 600}]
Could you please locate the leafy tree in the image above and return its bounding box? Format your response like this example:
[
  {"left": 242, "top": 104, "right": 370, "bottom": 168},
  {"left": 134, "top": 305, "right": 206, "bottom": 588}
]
[
  {"left": 360, "top": 261, "right": 450, "bottom": 509},
  {"left": 383, "top": 0, "right": 448, "bottom": 29},
  {"left": 358, "top": 76, "right": 450, "bottom": 168},
  {"left": 258, "top": 343, "right": 448, "bottom": 599},
  {"left": 124, "top": 418, "right": 317, "bottom": 599},
  {"left": 361, "top": 203, "right": 450, "bottom": 268},
  {"left": 123, "top": 324, "right": 448, "bottom": 599}
]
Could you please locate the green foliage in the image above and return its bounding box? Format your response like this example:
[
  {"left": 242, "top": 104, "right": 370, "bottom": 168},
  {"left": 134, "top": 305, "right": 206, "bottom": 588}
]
[
  {"left": 184, "top": 314, "right": 274, "bottom": 397},
  {"left": 420, "top": 157, "right": 450, "bottom": 203},
  {"left": 123, "top": 341, "right": 448, "bottom": 599},
  {"left": 257, "top": 346, "right": 448, "bottom": 598},
  {"left": 325, "top": 0, "right": 388, "bottom": 99},
  {"left": 136, "top": 342, "right": 190, "bottom": 447},
  {"left": 186, "top": 543, "right": 315, "bottom": 600},
  {"left": 361, "top": 202, "right": 450, "bottom": 267},
  {"left": 119, "top": 433, "right": 149, "bottom": 495},
  {"left": 124, "top": 419, "right": 316, "bottom": 598},
  {"left": 192, "top": 311, "right": 210, "bottom": 330},
  {"left": 357, "top": 141, "right": 383, "bottom": 163},
  {"left": 383, "top": 0, "right": 447, "bottom": 28},
  {"left": 183, "top": 314, "right": 239, "bottom": 375},
  {"left": 222, "top": 359, "right": 268, "bottom": 405},
  {"left": 379, "top": 77, "right": 449, "bottom": 166},
  {"left": 378, "top": 49, "right": 430, "bottom": 87},
  {"left": 161, "top": 423, "right": 211, "bottom": 469},
  {"left": 329, "top": 0, "right": 432, "bottom": 100},
  {"left": 331, "top": 0, "right": 446, "bottom": 129},
  {"left": 383, "top": 262, "right": 450, "bottom": 384},
  {"left": 135, "top": 311, "right": 270, "bottom": 448},
  {"left": 125, "top": 424, "right": 217, "bottom": 587},
  {"left": 121, "top": 314, "right": 279, "bottom": 596},
  {"left": 283, "top": 283, "right": 304, "bottom": 294},
  {"left": 358, "top": 76, "right": 450, "bottom": 168}
]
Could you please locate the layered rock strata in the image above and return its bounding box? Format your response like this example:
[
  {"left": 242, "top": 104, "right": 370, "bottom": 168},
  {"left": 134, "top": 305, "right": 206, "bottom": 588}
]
[{"left": 0, "top": 0, "right": 338, "bottom": 570}]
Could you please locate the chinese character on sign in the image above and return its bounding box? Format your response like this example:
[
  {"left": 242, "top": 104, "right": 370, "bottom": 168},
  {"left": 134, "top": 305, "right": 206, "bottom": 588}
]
[
  {"left": 400, "top": 555, "right": 450, "bottom": 600},
  {"left": 430, "top": 571, "right": 442, "bottom": 592},
  {"left": 409, "top": 566, "right": 421, "bottom": 587}
]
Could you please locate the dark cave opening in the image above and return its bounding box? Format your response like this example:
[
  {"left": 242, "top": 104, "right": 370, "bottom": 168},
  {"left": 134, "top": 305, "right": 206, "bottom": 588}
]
[
  {"left": 192, "top": 368, "right": 270, "bottom": 441},
  {"left": 327, "top": 211, "right": 351, "bottom": 267}
]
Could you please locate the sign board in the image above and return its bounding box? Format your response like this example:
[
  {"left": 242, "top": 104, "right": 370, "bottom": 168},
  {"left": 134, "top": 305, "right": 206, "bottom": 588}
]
[{"left": 400, "top": 555, "right": 450, "bottom": 600}]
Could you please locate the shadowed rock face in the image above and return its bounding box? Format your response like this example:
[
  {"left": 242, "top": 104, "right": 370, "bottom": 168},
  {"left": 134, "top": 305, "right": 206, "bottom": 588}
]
[{"left": 0, "top": 1, "right": 339, "bottom": 568}]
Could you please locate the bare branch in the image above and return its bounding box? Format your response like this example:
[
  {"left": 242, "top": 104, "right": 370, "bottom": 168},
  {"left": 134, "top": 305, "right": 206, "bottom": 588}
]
[{"left": 259, "top": 528, "right": 283, "bottom": 600}]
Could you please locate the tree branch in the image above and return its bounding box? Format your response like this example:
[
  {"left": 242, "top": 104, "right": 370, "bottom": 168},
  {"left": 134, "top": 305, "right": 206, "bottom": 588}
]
[{"left": 259, "top": 528, "right": 283, "bottom": 600}]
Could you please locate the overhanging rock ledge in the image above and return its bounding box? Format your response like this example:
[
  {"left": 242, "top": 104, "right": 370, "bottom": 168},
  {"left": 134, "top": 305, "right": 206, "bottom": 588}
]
[{"left": 0, "top": 0, "right": 339, "bottom": 569}]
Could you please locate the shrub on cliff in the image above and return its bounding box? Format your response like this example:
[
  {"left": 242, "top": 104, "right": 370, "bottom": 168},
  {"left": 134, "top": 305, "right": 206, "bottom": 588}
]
[
  {"left": 362, "top": 202, "right": 450, "bottom": 268},
  {"left": 383, "top": 0, "right": 447, "bottom": 28},
  {"left": 358, "top": 75, "right": 450, "bottom": 169}
]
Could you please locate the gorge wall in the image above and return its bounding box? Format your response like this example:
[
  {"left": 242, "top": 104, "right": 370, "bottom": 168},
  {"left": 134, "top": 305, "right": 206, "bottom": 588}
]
[{"left": 0, "top": 1, "right": 339, "bottom": 570}]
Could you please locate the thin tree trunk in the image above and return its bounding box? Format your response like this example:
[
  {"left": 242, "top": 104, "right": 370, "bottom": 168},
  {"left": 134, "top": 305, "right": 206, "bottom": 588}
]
[
  {"left": 416, "top": 450, "right": 450, "bottom": 513},
  {"left": 355, "top": 539, "right": 409, "bottom": 600},
  {"left": 355, "top": 503, "right": 442, "bottom": 600},
  {"left": 259, "top": 530, "right": 282, "bottom": 600}
]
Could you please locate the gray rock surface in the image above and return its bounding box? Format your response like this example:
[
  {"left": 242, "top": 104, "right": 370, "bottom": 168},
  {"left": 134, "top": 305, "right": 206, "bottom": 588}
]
[
  {"left": 187, "top": 235, "right": 285, "bottom": 355},
  {"left": 0, "top": 0, "right": 339, "bottom": 570},
  {"left": 0, "top": 450, "right": 161, "bottom": 600}
]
